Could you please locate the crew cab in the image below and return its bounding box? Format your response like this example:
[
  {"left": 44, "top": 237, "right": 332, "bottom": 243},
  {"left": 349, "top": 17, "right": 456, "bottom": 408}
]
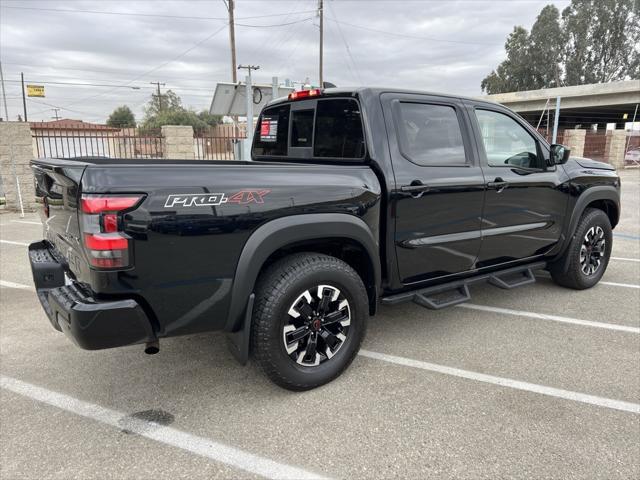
[{"left": 29, "top": 87, "right": 620, "bottom": 390}]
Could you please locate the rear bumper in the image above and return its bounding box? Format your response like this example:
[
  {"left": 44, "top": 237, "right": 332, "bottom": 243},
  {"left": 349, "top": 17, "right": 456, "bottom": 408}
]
[{"left": 29, "top": 241, "right": 156, "bottom": 350}]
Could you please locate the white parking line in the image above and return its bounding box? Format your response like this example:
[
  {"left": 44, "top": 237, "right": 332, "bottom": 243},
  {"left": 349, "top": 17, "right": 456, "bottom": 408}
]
[
  {"left": 359, "top": 350, "right": 640, "bottom": 414},
  {"left": 0, "top": 376, "right": 330, "bottom": 480},
  {"left": 611, "top": 257, "right": 640, "bottom": 263},
  {"left": 10, "top": 220, "right": 42, "bottom": 226},
  {"left": 0, "top": 280, "right": 34, "bottom": 291},
  {"left": 0, "top": 239, "right": 29, "bottom": 246},
  {"left": 458, "top": 303, "right": 639, "bottom": 334},
  {"left": 600, "top": 281, "right": 640, "bottom": 289}
]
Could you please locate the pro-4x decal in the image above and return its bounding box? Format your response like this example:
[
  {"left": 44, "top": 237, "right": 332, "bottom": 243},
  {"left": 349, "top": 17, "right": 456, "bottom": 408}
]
[{"left": 164, "top": 189, "right": 270, "bottom": 208}]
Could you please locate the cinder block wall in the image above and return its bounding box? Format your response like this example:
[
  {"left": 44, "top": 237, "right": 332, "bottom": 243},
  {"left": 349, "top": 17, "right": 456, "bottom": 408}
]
[
  {"left": 562, "top": 129, "right": 586, "bottom": 158},
  {"left": 161, "top": 125, "right": 195, "bottom": 160},
  {"left": 0, "top": 122, "right": 38, "bottom": 212}
]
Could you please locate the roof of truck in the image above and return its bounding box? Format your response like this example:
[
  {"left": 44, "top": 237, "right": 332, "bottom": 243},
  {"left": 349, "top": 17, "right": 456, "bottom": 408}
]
[{"left": 268, "top": 87, "right": 502, "bottom": 109}]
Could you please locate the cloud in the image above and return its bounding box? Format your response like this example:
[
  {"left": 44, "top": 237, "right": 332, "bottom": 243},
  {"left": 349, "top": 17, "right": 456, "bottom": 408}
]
[{"left": 0, "top": 0, "right": 569, "bottom": 122}]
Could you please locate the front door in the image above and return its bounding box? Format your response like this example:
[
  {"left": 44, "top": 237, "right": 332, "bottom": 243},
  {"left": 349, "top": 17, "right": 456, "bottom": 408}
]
[
  {"left": 382, "top": 93, "right": 486, "bottom": 285},
  {"left": 467, "top": 104, "right": 568, "bottom": 267}
]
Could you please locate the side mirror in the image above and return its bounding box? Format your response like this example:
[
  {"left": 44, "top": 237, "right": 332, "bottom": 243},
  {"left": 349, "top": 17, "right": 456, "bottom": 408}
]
[{"left": 550, "top": 144, "right": 571, "bottom": 164}]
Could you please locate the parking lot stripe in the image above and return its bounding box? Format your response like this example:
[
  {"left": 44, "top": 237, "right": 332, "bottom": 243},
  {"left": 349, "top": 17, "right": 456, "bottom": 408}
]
[
  {"left": 600, "top": 281, "right": 640, "bottom": 289},
  {"left": 359, "top": 350, "right": 640, "bottom": 414},
  {"left": 613, "top": 233, "right": 640, "bottom": 240},
  {"left": 0, "top": 376, "right": 330, "bottom": 480},
  {"left": 10, "top": 220, "right": 42, "bottom": 226},
  {"left": 0, "top": 239, "right": 29, "bottom": 246},
  {"left": 0, "top": 280, "right": 34, "bottom": 290},
  {"left": 610, "top": 257, "right": 640, "bottom": 262},
  {"left": 457, "top": 303, "right": 639, "bottom": 333}
]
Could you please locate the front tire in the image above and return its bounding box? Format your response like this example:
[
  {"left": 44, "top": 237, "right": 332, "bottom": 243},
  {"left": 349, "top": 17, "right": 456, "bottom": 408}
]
[
  {"left": 251, "top": 253, "right": 368, "bottom": 391},
  {"left": 550, "top": 208, "right": 612, "bottom": 290}
]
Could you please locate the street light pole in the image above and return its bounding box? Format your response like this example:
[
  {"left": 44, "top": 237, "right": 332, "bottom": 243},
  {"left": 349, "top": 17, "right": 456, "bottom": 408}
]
[
  {"left": 20, "top": 72, "right": 28, "bottom": 121},
  {"left": 318, "top": 0, "right": 323, "bottom": 88}
]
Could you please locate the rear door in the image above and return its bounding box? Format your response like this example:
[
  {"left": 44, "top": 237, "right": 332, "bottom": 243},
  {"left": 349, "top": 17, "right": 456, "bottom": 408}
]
[
  {"left": 465, "top": 103, "right": 567, "bottom": 267},
  {"left": 32, "top": 161, "right": 86, "bottom": 277},
  {"left": 382, "top": 93, "right": 486, "bottom": 284}
]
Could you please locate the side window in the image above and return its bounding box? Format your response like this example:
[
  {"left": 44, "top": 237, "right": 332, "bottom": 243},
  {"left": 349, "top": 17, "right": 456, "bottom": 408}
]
[
  {"left": 252, "top": 104, "right": 290, "bottom": 157},
  {"left": 395, "top": 102, "right": 467, "bottom": 166},
  {"left": 475, "top": 109, "right": 540, "bottom": 169},
  {"left": 314, "top": 99, "right": 364, "bottom": 158}
]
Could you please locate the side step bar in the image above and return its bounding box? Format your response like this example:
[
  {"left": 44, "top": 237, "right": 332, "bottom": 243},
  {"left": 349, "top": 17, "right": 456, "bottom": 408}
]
[{"left": 381, "top": 261, "right": 546, "bottom": 310}]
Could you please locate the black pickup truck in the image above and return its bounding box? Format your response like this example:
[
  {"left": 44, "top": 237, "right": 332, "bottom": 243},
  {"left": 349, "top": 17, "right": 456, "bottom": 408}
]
[{"left": 29, "top": 87, "right": 620, "bottom": 390}]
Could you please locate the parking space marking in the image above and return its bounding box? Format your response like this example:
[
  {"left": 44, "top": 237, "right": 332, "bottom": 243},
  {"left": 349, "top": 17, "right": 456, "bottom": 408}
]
[
  {"left": 611, "top": 257, "right": 640, "bottom": 262},
  {"left": 0, "top": 280, "right": 34, "bottom": 290},
  {"left": 10, "top": 220, "right": 42, "bottom": 226},
  {"left": 0, "top": 239, "right": 29, "bottom": 246},
  {"left": 600, "top": 281, "right": 640, "bottom": 289},
  {"left": 359, "top": 350, "right": 640, "bottom": 414},
  {"left": 0, "top": 376, "right": 330, "bottom": 480},
  {"left": 613, "top": 233, "right": 640, "bottom": 240},
  {"left": 457, "top": 303, "right": 639, "bottom": 333}
]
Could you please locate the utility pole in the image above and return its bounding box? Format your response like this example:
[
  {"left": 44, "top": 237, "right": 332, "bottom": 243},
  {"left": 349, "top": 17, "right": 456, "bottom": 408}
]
[
  {"left": 226, "top": 0, "right": 237, "bottom": 83},
  {"left": 225, "top": 0, "right": 240, "bottom": 139},
  {"left": 238, "top": 64, "right": 260, "bottom": 161},
  {"left": 318, "top": 0, "right": 323, "bottom": 88},
  {"left": 51, "top": 108, "right": 61, "bottom": 120},
  {"left": 150, "top": 81, "right": 166, "bottom": 112},
  {"left": 20, "top": 72, "right": 28, "bottom": 121}
]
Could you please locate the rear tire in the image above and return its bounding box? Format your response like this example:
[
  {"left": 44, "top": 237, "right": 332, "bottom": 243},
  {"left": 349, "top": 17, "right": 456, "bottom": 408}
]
[
  {"left": 550, "top": 208, "right": 612, "bottom": 290},
  {"left": 251, "top": 253, "right": 368, "bottom": 391}
]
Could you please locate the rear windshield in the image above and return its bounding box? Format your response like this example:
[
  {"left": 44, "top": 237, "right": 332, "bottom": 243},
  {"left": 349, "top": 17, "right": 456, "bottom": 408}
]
[{"left": 252, "top": 98, "right": 365, "bottom": 160}]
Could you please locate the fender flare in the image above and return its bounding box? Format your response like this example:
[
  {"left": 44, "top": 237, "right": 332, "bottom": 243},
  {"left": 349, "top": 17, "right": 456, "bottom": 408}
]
[
  {"left": 225, "top": 213, "right": 381, "bottom": 363},
  {"left": 554, "top": 185, "right": 620, "bottom": 269}
]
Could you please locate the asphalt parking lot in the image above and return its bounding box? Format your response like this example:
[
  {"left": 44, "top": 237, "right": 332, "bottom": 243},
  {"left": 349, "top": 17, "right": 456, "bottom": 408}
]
[{"left": 1, "top": 169, "right": 639, "bottom": 479}]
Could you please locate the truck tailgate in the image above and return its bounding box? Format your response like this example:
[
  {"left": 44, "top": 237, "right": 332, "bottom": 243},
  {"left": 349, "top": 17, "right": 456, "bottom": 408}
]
[{"left": 32, "top": 160, "right": 87, "bottom": 279}]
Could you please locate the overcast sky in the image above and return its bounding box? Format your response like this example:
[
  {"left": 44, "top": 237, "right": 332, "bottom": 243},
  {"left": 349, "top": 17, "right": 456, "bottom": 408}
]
[{"left": 0, "top": 0, "right": 571, "bottom": 123}]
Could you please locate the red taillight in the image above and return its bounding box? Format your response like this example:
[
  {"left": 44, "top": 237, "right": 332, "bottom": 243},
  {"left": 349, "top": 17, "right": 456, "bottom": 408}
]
[
  {"left": 102, "top": 213, "right": 118, "bottom": 233},
  {"left": 288, "top": 88, "right": 322, "bottom": 101},
  {"left": 80, "top": 194, "right": 142, "bottom": 269},
  {"left": 83, "top": 234, "right": 129, "bottom": 268},
  {"left": 84, "top": 234, "right": 128, "bottom": 251},
  {"left": 81, "top": 195, "right": 142, "bottom": 214}
]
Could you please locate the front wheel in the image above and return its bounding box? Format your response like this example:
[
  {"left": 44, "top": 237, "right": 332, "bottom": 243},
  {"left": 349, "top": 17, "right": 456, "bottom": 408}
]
[
  {"left": 550, "top": 208, "right": 612, "bottom": 289},
  {"left": 251, "top": 253, "right": 368, "bottom": 391}
]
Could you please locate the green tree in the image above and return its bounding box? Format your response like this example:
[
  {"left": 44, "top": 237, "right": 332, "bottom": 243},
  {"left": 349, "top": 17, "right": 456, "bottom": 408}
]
[
  {"left": 481, "top": 0, "right": 640, "bottom": 93},
  {"left": 563, "top": 0, "right": 640, "bottom": 84},
  {"left": 143, "top": 89, "right": 183, "bottom": 119},
  {"left": 106, "top": 105, "right": 136, "bottom": 128},
  {"left": 142, "top": 88, "right": 222, "bottom": 129},
  {"left": 481, "top": 26, "right": 532, "bottom": 94}
]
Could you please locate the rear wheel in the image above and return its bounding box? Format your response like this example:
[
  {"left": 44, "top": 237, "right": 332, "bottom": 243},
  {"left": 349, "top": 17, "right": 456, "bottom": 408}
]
[
  {"left": 550, "top": 208, "right": 612, "bottom": 289},
  {"left": 251, "top": 253, "right": 368, "bottom": 391}
]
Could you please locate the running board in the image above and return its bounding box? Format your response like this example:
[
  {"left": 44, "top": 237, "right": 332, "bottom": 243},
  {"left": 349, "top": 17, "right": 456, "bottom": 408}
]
[{"left": 381, "top": 261, "right": 546, "bottom": 310}]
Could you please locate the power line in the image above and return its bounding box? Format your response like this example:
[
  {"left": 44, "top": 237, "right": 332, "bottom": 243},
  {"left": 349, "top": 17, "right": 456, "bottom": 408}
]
[
  {"left": 1, "top": 5, "right": 317, "bottom": 21},
  {"left": 326, "top": 4, "right": 363, "bottom": 85},
  {"left": 326, "top": 18, "right": 496, "bottom": 46},
  {"left": 59, "top": 22, "right": 229, "bottom": 110},
  {"left": 3, "top": 79, "right": 148, "bottom": 89}
]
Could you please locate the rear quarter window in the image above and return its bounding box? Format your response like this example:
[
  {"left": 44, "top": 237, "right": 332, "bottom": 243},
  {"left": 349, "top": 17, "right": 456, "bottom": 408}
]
[
  {"left": 252, "top": 104, "right": 290, "bottom": 157},
  {"left": 253, "top": 97, "right": 365, "bottom": 161}
]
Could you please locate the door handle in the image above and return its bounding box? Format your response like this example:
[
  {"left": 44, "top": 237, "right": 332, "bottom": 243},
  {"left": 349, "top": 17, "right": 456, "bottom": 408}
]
[
  {"left": 401, "top": 182, "right": 430, "bottom": 196},
  {"left": 487, "top": 177, "right": 508, "bottom": 192}
]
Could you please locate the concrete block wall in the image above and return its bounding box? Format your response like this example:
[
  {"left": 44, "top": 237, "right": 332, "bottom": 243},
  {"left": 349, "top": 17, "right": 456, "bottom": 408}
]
[
  {"left": 161, "top": 125, "right": 195, "bottom": 160},
  {"left": 562, "top": 129, "right": 586, "bottom": 158},
  {"left": 0, "top": 122, "right": 38, "bottom": 212},
  {"left": 604, "top": 130, "right": 628, "bottom": 169}
]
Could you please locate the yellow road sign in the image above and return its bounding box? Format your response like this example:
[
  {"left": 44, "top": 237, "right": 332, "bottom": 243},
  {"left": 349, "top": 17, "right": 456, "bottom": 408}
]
[{"left": 26, "top": 85, "right": 45, "bottom": 97}]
